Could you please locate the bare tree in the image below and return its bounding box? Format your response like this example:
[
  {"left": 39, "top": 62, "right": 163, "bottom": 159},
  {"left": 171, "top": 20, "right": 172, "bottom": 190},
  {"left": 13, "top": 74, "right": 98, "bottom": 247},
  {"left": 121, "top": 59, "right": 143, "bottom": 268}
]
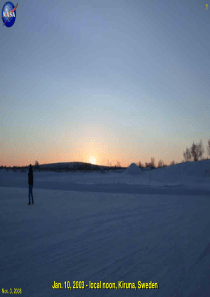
[
  {"left": 170, "top": 160, "right": 175, "bottom": 165},
  {"left": 117, "top": 161, "right": 121, "bottom": 168},
  {"left": 191, "top": 142, "right": 198, "bottom": 162},
  {"left": 183, "top": 147, "right": 191, "bottom": 162},
  {"left": 145, "top": 162, "right": 151, "bottom": 168},
  {"left": 196, "top": 140, "right": 204, "bottom": 160},
  {"left": 144, "top": 159, "right": 155, "bottom": 169},
  {"left": 183, "top": 150, "right": 187, "bottom": 162},
  {"left": 190, "top": 140, "right": 204, "bottom": 162},
  {"left": 158, "top": 159, "right": 164, "bottom": 168},
  {"left": 151, "top": 157, "right": 155, "bottom": 168},
  {"left": 138, "top": 161, "right": 144, "bottom": 169},
  {"left": 186, "top": 148, "right": 191, "bottom": 162},
  {"left": 35, "top": 160, "right": 39, "bottom": 166}
]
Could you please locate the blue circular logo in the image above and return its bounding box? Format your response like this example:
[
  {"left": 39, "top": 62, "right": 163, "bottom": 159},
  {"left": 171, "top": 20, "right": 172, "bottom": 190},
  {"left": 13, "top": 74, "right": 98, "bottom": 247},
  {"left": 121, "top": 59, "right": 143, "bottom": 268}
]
[{"left": 2, "top": 2, "right": 17, "bottom": 28}]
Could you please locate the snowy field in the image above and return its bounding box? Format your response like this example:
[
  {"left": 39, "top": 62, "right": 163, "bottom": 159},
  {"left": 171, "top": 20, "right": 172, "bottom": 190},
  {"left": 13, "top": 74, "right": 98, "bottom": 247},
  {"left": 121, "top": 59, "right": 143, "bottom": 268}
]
[{"left": 0, "top": 161, "right": 210, "bottom": 297}]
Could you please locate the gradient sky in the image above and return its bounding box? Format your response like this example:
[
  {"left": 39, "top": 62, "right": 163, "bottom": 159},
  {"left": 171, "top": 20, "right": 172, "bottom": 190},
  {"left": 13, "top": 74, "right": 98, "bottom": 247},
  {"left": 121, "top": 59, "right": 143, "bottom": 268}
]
[{"left": 1, "top": 0, "right": 210, "bottom": 167}]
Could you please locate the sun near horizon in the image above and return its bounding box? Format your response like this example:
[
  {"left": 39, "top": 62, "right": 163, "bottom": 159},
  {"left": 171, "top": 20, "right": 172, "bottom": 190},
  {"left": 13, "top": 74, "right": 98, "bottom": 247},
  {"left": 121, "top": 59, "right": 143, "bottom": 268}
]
[{"left": 89, "top": 156, "right": 96, "bottom": 165}]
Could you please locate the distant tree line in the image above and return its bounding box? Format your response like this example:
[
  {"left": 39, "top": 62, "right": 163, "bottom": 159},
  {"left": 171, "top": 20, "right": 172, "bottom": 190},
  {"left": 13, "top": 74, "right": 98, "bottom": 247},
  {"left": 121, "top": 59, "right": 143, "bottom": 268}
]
[
  {"left": 137, "top": 157, "right": 167, "bottom": 170},
  {"left": 1, "top": 139, "right": 210, "bottom": 171},
  {"left": 137, "top": 138, "right": 210, "bottom": 170}
]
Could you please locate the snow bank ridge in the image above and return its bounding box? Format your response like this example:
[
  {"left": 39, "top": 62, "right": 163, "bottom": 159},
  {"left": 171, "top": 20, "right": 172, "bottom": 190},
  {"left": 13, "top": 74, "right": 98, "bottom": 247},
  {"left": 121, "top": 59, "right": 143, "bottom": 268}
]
[{"left": 123, "top": 163, "right": 142, "bottom": 175}]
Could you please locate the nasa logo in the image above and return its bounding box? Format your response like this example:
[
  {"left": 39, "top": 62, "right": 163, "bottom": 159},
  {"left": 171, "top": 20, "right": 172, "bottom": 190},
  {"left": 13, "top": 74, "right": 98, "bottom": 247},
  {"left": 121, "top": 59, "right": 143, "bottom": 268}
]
[{"left": 2, "top": 2, "right": 18, "bottom": 27}]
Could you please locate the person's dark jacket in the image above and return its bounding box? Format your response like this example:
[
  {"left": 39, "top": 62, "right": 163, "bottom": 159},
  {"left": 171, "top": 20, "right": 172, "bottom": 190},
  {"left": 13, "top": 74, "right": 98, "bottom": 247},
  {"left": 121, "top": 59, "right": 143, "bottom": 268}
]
[{"left": 28, "top": 168, "right": 33, "bottom": 186}]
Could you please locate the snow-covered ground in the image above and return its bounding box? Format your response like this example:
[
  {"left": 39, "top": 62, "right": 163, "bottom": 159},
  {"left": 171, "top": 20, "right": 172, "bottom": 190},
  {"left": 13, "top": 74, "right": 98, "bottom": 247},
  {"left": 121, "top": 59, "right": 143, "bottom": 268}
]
[{"left": 0, "top": 161, "right": 210, "bottom": 296}]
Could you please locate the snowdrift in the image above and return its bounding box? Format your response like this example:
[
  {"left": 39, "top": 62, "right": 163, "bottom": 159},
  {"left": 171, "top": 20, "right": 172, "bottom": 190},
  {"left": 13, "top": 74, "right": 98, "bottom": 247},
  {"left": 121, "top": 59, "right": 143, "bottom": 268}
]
[
  {"left": 0, "top": 160, "right": 210, "bottom": 195},
  {"left": 123, "top": 163, "right": 142, "bottom": 175},
  {"left": 177, "top": 159, "right": 210, "bottom": 177},
  {"left": 134, "top": 160, "right": 210, "bottom": 188}
]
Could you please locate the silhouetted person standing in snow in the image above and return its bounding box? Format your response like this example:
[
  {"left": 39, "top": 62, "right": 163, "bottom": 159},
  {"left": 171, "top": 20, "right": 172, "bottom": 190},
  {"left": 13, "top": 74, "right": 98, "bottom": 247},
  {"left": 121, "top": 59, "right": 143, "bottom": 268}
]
[{"left": 28, "top": 164, "right": 34, "bottom": 205}]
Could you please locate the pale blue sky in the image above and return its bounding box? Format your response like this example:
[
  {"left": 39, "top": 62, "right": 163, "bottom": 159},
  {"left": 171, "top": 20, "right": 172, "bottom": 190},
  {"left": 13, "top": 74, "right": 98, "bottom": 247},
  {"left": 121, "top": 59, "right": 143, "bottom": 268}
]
[{"left": 1, "top": 0, "right": 210, "bottom": 166}]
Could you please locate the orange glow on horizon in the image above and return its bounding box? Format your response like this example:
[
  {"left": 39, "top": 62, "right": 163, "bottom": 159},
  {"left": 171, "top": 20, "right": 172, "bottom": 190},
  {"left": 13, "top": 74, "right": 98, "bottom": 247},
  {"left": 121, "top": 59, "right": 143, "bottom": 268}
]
[
  {"left": 0, "top": 155, "right": 183, "bottom": 168},
  {"left": 0, "top": 138, "right": 183, "bottom": 168},
  {"left": 89, "top": 156, "right": 96, "bottom": 165}
]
